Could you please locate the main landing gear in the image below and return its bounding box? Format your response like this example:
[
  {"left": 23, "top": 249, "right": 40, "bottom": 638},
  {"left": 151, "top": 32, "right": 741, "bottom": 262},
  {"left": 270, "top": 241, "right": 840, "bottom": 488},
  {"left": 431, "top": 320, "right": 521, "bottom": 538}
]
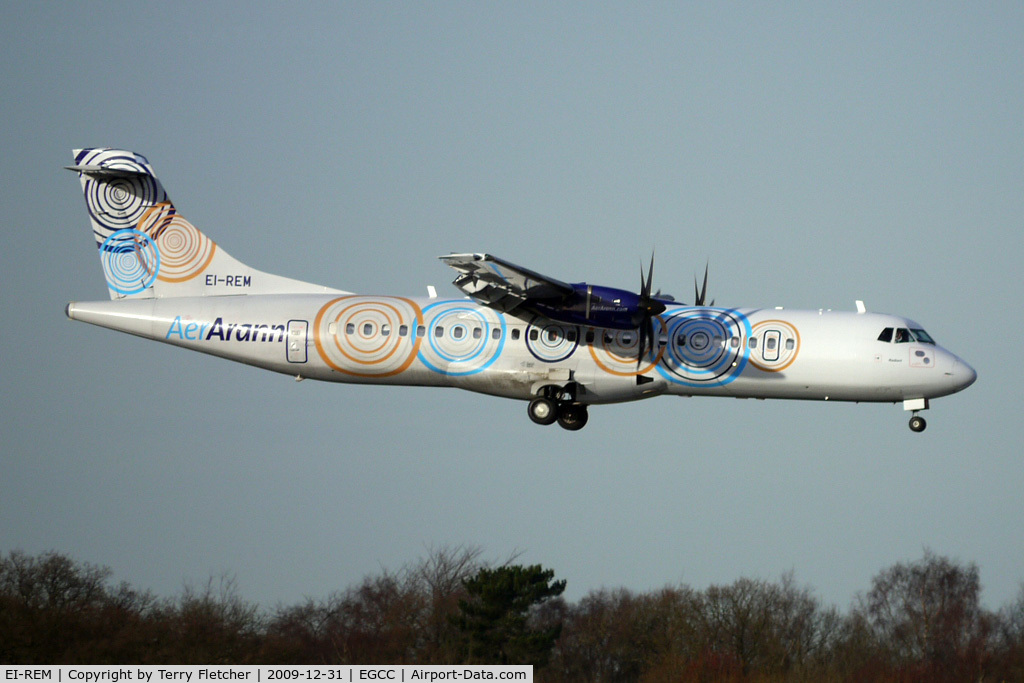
[{"left": 528, "top": 385, "right": 589, "bottom": 431}]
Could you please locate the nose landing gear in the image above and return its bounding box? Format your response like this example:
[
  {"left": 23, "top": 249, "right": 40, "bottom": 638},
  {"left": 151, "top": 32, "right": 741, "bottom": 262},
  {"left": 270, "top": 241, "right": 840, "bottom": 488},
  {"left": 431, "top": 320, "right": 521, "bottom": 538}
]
[{"left": 904, "top": 398, "right": 929, "bottom": 433}]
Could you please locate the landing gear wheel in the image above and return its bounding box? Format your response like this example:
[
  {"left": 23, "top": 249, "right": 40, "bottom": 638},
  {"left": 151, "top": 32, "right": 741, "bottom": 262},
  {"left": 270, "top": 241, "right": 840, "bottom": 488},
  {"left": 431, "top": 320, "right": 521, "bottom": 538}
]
[
  {"left": 528, "top": 397, "right": 558, "bottom": 426},
  {"left": 909, "top": 415, "right": 927, "bottom": 433},
  {"left": 557, "top": 404, "right": 589, "bottom": 431}
]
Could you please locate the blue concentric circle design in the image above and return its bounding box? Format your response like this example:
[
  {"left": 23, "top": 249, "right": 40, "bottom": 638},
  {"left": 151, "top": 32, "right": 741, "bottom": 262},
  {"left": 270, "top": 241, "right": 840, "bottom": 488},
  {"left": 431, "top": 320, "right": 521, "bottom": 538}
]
[
  {"left": 418, "top": 302, "right": 505, "bottom": 376},
  {"left": 656, "top": 308, "right": 752, "bottom": 387},
  {"left": 99, "top": 229, "right": 160, "bottom": 295}
]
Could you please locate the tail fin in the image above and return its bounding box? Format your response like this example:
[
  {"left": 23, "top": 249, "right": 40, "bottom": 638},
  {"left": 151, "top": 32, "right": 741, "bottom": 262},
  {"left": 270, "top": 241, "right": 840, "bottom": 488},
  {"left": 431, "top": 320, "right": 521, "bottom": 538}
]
[{"left": 68, "top": 148, "right": 344, "bottom": 299}]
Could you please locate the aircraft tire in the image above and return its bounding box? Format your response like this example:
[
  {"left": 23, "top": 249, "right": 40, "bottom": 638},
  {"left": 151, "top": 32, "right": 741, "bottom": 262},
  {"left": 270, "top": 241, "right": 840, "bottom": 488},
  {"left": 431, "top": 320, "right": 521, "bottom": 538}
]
[
  {"left": 557, "top": 404, "right": 589, "bottom": 431},
  {"left": 528, "top": 397, "right": 559, "bottom": 426},
  {"left": 909, "top": 415, "right": 927, "bottom": 432}
]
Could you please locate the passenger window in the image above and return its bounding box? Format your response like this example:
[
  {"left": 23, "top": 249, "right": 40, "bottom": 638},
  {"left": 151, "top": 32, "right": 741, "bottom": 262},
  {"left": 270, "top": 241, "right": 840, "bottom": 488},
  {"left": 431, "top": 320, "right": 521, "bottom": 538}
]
[
  {"left": 748, "top": 337, "right": 757, "bottom": 349},
  {"left": 511, "top": 329, "right": 521, "bottom": 341},
  {"left": 567, "top": 330, "right": 578, "bottom": 343},
  {"left": 491, "top": 328, "right": 501, "bottom": 340},
  {"left": 434, "top": 326, "right": 444, "bottom": 338},
  {"left": 381, "top": 324, "right": 390, "bottom": 337},
  {"left": 766, "top": 337, "right": 778, "bottom": 351},
  {"left": 878, "top": 327, "right": 893, "bottom": 343},
  {"left": 327, "top": 322, "right": 337, "bottom": 335},
  {"left": 363, "top": 323, "right": 373, "bottom": 336},
  {"left": 785, "top": 338, "right": 795, "bottom": 351},
  {"left": 452, "top": 327, "right": 464, "bottom": 339},
  {"left": 472, "top": 327, "right": 482, "bottom": 339},
  {"left": 585, "top": 330, "right": 595, "bottom": 344},
  {"left": 677, "top": 334, "right": 686, "bottom": 347},
  {"left": 713, "top": 335, "right": 723, "bottom": 348},
  {"left": 529, "top": 329, "right": 539, "bottom": 341},
  {"left": 546, "top": 329, "right": 559, "bottom": 343},
  {"left": 730, "top": 337, "right": 739, "bottom": 348},
  {"left": 346, "top": 323, "right": 355, "bottom": 335},
  {"left": 399, "top": 325, "right": 408, "bottom": 337},
  {"left": 417, "top": 325, "right": 426, "bottom": 338}
]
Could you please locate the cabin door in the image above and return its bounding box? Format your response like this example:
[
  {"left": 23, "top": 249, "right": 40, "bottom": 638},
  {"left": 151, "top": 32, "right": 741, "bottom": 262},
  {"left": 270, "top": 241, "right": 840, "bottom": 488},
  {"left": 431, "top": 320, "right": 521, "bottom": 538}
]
[
  {"left": 287, "top": 320, "right": 308, "bottom": 363},
  {"left": 762, "top": 330, "right": 781, "bottom": 362}
]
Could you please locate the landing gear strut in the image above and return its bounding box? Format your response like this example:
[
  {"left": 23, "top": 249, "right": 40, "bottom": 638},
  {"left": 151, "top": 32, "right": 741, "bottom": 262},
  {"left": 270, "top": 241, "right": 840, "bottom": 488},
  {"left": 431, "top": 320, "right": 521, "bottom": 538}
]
[
  {"left": 903, "top": 398, "right": 929, "bottom": 433},
  {"left": 528, "top": 385, "right": 589, "bottom": 431}
]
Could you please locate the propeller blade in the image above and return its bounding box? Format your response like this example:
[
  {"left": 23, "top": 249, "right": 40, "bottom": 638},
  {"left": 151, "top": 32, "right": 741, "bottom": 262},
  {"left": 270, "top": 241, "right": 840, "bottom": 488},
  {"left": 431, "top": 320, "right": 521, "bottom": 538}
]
[
  {"left": 637, "top": 318, "right": 649, "bottom": 368},
  {"left": 694, "top": 263, "right": 710, "bottom": 306},
  {"left": 645, "top": 253, "right": 655, "bottom": 298},
  {"left": 635, "top": 252, "right": 665, "bottom": 368},
  {"left": 646, "top": 315, "right": 655, "bottom": 359}
]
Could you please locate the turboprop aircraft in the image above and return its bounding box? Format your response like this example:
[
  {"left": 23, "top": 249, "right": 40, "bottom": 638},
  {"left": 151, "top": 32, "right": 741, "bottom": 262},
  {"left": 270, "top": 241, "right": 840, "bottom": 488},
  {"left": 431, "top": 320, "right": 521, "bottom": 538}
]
[{"left": 65, "top": 148, "right": 976, "bottom": 432}]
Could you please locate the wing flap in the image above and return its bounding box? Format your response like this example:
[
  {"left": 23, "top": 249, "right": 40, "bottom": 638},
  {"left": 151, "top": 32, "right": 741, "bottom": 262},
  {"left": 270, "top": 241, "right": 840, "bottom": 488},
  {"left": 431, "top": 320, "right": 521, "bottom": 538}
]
[{"left": 440, "top": 253, "right": 575, "bottom": 312}]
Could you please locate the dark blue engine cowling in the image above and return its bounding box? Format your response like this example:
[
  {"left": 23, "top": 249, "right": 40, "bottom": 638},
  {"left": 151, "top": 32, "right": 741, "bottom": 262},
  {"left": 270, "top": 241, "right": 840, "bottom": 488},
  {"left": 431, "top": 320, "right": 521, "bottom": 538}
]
[{"left": 527, "top": 283, "right": 653, "bottom": 330}]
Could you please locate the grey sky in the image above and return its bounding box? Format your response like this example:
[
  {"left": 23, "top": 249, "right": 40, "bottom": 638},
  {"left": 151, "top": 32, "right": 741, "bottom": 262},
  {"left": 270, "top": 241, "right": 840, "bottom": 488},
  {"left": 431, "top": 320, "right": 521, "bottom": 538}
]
[{"left": 2, "top": 2, "right": 1021, "bottom": 611}]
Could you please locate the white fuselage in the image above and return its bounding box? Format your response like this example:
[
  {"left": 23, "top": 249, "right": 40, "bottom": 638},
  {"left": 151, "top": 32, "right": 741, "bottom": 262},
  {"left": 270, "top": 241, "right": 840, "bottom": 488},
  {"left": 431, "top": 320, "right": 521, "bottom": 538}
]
[{"left": 66, "top": 294, "right": 977, "bottom": 406}]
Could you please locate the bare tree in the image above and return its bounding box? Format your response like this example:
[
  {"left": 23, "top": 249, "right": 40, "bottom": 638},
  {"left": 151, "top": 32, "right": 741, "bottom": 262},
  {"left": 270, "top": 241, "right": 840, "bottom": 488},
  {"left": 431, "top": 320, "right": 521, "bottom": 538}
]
[
  {"left": 155, "top": 573, "right": 263, "bottom": 663},
  {"left": 856, "top": 549, "right": 993, "bottom": 680},
  {"left": 412, "top": 544, "right": 485, "bottom": 663}
]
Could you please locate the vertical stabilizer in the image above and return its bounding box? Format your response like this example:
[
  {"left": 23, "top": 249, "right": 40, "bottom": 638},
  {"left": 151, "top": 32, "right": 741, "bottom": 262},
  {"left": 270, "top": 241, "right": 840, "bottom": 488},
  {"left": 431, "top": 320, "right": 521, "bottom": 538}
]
[{"left": 68, "top": 148, "right": 344, "bottom": 299}]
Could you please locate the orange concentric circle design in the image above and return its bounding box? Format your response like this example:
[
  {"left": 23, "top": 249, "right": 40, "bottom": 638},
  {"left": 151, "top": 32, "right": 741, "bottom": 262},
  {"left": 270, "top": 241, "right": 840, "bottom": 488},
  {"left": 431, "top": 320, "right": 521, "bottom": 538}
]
[
  {"left": 588, "top": 325, "right": 663, "bottom": 377},
  {"left": 748, "top": 319, "right": 801, "bottom": 372},
  {"left": 314, "top": 296, "right": 423, "bottom": 377},
  {"left": 138, "top": 203, "right": 217, "bottom": 282}
]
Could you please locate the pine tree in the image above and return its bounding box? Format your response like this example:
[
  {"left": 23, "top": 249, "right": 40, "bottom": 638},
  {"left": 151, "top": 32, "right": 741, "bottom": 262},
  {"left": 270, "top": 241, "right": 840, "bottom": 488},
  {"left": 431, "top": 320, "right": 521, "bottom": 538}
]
[{"left": 455, "top": 564, "right": 566, "bottom": 666}]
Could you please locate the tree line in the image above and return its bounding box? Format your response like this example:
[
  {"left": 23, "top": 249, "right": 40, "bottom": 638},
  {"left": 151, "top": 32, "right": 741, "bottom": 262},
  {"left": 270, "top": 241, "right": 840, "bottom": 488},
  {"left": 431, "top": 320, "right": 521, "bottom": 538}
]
[{"left": 2, "top": 546, "right": 1023, "bottom": 681}]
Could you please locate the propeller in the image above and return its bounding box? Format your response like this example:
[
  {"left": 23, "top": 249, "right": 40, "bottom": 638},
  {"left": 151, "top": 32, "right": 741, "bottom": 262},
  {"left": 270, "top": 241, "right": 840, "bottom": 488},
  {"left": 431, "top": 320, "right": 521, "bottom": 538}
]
[
  {"left": 633, "top": 253, "right": 667, "bottom": 368},
  {"left": 694, "top": 263, "right": 715, "bottom": 307}
]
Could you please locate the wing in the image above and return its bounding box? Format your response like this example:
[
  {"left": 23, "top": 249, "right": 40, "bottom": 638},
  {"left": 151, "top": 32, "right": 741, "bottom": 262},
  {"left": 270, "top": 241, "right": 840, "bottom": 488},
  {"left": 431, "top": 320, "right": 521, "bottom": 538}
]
[{"left": 439, "top": 253, "right": 575, "bottom": 313}]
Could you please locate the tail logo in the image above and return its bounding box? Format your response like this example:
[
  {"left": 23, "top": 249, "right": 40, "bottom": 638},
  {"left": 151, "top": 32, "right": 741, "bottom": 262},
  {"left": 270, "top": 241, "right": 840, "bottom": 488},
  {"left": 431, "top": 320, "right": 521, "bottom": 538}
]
[{"left": 75, "top": 149, "right": 218, "bottom": 296}]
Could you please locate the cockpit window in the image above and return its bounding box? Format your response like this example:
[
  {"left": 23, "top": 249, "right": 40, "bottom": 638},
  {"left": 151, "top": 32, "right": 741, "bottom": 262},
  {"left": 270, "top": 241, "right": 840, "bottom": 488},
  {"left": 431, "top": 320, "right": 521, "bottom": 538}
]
[
  {"left": 879, "top": 326, "right": 935, "bottom": 344},
  {"left": 910, "top": 328, "right": 935, "bottom": 344}
]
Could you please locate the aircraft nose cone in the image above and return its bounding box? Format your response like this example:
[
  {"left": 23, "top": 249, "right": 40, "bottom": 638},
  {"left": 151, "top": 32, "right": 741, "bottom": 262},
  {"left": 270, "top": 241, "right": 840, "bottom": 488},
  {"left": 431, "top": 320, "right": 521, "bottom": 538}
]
[{"left": 953, "top": 359, "right": 978, "bottom": 392}]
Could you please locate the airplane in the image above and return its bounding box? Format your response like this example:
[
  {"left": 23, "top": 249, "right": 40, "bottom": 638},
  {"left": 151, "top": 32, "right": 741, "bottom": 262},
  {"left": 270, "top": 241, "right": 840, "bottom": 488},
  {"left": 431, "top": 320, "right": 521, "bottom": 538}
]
[{"left": 64, "top": 148, "right": 976, "bottom": 433}]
